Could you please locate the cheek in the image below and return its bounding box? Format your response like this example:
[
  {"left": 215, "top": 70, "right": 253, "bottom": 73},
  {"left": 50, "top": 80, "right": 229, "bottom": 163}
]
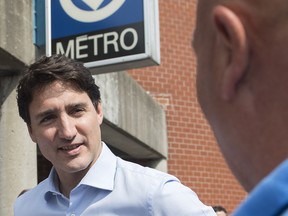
[
  {"left": 78, "top": 117, "right": 101, "bottom": 137},
  {"left": 34, "top": 128, "right": 57, "bottom": 145},
  {"left": 196, "top": 45, "right": 217, "bottom": 115},
  {"left": 196, "top": 64, "right": 210, "bottom": 110},
  {"left": 195, "top": 43, "right": 210, "bottom": 96}
]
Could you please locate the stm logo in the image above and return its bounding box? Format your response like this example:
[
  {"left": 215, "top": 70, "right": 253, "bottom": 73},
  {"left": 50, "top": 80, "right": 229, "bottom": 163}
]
[
  {"left": 59, "top": 0, "right": 126, "bottom": 22},
  {"left": 46, "top": 0, "right": 160, "bottom": 73}
]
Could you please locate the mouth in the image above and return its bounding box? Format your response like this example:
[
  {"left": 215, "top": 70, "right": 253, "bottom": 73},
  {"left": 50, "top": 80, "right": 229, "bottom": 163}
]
[{"left": 59, "top": 144, "right": 82, "bottom": 151}]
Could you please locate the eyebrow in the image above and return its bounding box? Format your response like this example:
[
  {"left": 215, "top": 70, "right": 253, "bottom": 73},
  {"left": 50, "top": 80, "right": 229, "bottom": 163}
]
[
  {"left": 34, "top": 109, "right": 57, "bottom": 123},
  {"left": 34, "top": 102, "right": 89, "bottom": 120},
  {"left": 66, "top": 102, "right": 89, "bottom": 111}
]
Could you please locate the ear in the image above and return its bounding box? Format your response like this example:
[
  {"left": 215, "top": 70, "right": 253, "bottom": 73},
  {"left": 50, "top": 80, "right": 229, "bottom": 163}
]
[
  {"left": 95, "top": 103, "right": 104, "bottom": 125},
  {"left": 212, "top": 6, "right": 249, "bottom": 101},
  {"left": 27, "top": 124, "right": 37, "bottom": 143}
]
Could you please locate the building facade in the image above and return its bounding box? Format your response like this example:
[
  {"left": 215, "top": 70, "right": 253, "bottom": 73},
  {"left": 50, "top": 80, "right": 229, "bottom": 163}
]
[{"left": 0, "top": 0, "right": 246, "bottom": 215}]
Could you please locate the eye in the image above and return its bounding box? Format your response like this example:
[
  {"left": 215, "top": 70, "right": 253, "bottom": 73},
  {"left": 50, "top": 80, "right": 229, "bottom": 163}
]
[
  {"left": 39, "top": 114, "right": 56, "bottom": 125},
  {"left": 70, "top": 106, "right": 86, "bottom": 117}
]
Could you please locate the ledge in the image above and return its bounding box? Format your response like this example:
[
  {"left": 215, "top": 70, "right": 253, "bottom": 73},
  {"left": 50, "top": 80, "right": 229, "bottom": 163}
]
[{"left": 94, "top": 71, "right": 168, "bottom": 160}]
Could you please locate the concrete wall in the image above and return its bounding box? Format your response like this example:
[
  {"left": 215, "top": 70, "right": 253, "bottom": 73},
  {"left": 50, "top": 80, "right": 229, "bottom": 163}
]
[
  {"left": 0, "top": 1, "right": 37, "bottom": 216},
  {"left": 95, "top": 71, "right": 168, "bottom": 169},
  {"left": 0, "top": 77, "right": 37, "bottom": 215},
  {"left": 0, "top": 0, "right": 35, "bottom": 72}
]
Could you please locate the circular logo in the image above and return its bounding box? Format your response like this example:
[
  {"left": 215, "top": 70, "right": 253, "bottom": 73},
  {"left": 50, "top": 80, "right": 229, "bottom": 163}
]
[{"left": 60, "top": 0, "right": 126, "bottom": 23}]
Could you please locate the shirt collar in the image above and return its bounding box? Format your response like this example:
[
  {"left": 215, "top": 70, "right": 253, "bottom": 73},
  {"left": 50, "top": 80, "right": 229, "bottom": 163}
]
[
  {"left": 44, "top": 142, "right": 117, "bottom": 199},
  {"left": 79, "top": 142, "right": 116, "bottom": 191},
  {"left": 44, "top": 168, "right": 62, "bottom": 200}
]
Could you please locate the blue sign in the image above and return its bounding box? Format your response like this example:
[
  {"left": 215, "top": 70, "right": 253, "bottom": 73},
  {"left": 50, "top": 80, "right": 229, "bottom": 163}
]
[
  {"left": 51, "top": 0, "right": 144, "bottom": 39},
  {"left": 46, "top": 0, "right": 160, "bottom": 73}
]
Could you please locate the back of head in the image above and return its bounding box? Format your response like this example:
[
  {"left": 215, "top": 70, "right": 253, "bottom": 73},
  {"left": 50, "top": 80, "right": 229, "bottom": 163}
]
[
  {"left": 17, "top": 54, "right": 101, "bottom": 125},
  {"left": 194, "top": 0, "right": 288, "bottom": 191}
]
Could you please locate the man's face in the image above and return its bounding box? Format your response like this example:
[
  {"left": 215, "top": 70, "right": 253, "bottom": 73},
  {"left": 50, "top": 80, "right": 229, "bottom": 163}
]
[{"left": 28, "top": 81, "right": 103, "bottom": 177}]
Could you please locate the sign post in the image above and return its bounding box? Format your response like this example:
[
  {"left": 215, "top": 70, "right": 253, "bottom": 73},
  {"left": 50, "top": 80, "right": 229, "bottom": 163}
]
[{"left": 46, "top": 0, "right": 160, "bottom": 73}]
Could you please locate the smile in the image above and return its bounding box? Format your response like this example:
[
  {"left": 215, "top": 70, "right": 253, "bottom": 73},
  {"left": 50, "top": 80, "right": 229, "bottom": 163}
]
[{"left": 59, "top": 144, "right": 82, "bottom": 151}]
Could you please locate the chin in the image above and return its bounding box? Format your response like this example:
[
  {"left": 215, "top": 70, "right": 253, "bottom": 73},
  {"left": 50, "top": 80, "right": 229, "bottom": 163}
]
[{"left": 64, "top": 159, "right": 92, "bottom": 173}]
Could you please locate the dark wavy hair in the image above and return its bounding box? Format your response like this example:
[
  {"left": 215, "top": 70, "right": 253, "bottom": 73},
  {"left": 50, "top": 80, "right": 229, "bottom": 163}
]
[
  {"left": 213, "top": 206, "right": 227, "bottom": 213},
  {"left": 17, "top": 54, "right": 101, "bottom": 124}
]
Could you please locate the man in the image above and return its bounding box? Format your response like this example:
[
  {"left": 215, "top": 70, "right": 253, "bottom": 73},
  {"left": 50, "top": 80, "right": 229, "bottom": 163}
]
[
  {"left": 14, "top": 54, "right": 215, "bottom": 215},
  {"left": 193, "top": 0, "right": 288, "bottom": 215},
  {"left": 213, "top": 206, "right": 228, "bottom": 216}
]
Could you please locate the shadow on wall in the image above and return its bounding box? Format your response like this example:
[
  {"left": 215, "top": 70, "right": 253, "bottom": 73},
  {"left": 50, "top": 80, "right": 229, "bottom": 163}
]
[
  {"left": 0, "top": 49, "right": 27, "bottom": 121},
  {"left": 0, "top": 74, "right": 21, "bottom": 121}
]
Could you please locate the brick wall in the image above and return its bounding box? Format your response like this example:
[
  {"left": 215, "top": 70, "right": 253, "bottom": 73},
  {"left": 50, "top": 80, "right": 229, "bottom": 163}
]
[{"left": 128, "top": 0, "right": 247, "bottom": 213}]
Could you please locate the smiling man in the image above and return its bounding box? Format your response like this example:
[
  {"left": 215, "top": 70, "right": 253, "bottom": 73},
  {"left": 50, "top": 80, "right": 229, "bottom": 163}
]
[
  {"left": 28, "top": 80, "right": 103, "bottom": 198},
  {"left": 14, "top": 54, "right": 216, "bottom": 215},
  {"left": 193, "top": 0, "right": 288, "bottom": 215}
]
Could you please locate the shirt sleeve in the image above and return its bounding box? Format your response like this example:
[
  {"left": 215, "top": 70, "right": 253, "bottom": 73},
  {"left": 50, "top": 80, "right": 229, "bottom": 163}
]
[{"left": 151, "top": 179, "right": 216, "bottom": 216}]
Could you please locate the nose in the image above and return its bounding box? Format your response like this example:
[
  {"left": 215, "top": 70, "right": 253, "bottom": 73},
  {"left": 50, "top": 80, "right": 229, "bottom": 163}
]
[{"left": 58, "top": 114, "right": 77, "bottom": 141}]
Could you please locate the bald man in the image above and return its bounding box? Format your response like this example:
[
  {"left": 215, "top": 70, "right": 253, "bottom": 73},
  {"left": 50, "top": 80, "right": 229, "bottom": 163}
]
[{"left": 193, "top": 0, "right": 288, "bottom": 215}]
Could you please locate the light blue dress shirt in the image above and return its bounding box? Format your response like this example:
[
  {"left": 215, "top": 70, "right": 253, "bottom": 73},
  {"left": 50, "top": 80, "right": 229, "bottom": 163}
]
[
  {"left": 14, "top": 143, "right": 215, "bottom": 216},
  {"left": 233, "top": 159, "right": 288, "bottom": 216}
]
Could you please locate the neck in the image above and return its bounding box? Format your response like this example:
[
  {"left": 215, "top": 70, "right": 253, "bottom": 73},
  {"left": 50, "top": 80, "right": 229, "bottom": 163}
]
[{"left": 56, "top": 168, "right": 89, "bottom": 198}]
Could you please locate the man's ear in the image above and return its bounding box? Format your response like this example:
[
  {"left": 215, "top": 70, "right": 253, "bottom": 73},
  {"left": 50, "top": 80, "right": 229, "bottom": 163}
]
[
  {"left": 95, "top": 102, "right": 104, "bottom": 125},
  {"left": 212, "top": 5, "right": 249, "bottom": 101},
  {"left": 27, "top": 124, "right": 36, "bottom": 143}
]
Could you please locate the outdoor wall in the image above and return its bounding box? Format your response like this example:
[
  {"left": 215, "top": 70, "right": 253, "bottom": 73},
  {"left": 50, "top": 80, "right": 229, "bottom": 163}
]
[
  {"left": 0, "top": 1, "right": 37, "bottom": 216},
  {"left": 128, "top": 0, "right": 247, "bottom": 213}
]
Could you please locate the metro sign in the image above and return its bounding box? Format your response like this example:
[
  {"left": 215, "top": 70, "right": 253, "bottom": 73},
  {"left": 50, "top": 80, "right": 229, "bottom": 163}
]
[{"left": 46, "top": 0, "right": 160, "bottom": 73}]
